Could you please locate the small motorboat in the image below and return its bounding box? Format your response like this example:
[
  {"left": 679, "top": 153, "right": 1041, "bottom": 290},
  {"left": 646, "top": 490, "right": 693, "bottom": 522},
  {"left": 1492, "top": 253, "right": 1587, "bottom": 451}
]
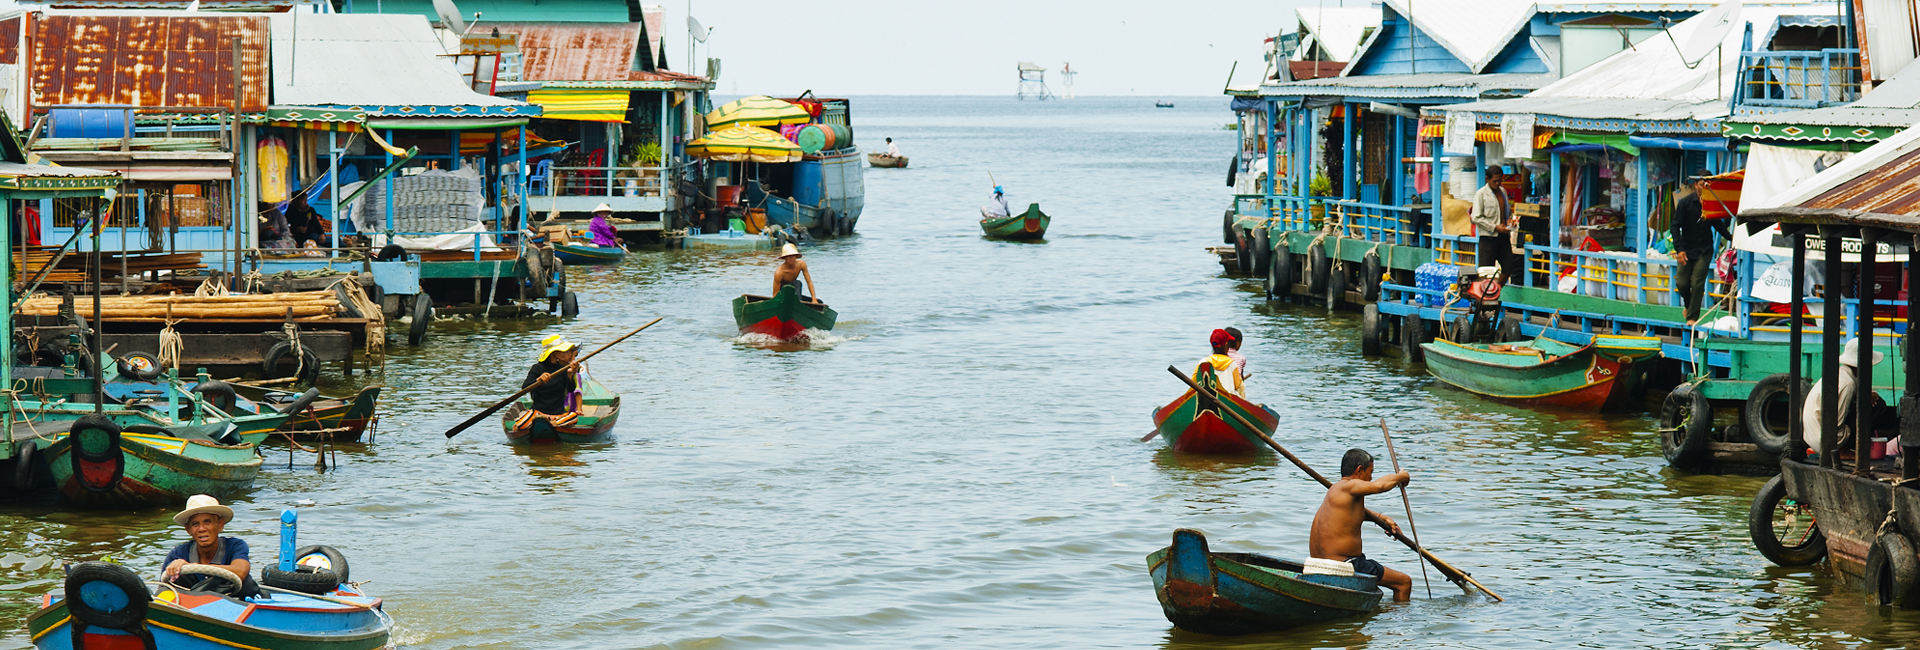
[
  {"left": 732, "top": 285, "right": 838, "bottom": 342},
  {"left": 28, "top": 412, "right": 264, "bottom": 508},
  {"left": 1148, "top": 528, "right": 1381, "bottom": 635},
  {"left": 29, "top": 514, "right": 392, "bottom": 649},
  {"left": 552, "top": 241, "right": 628, "bottom": 265},
  {"left": 502, "top": 375, "right": 620, "bottom": 444},
  {"left": 980, "top": 203, "right": 1050, "bottom": 241},
  {"left": 1151, "top": 367, "right": 1279, "bottom": 453},
  {"left": 867, "top": 153, "right": 909, "bottom": 168},
  {"left": 1420, "top": 334, "right": 1640, "bottom": 411}
]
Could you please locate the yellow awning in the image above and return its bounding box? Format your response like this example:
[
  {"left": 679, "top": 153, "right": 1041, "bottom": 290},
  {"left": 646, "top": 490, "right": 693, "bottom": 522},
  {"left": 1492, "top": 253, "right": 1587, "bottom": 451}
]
[
  {"left": 527, "top": 89, "right": 631, "bottom": 122},
  {"left": 686, "top": 125, "right": 802, "bottom": 163},
  {"left": 704, "top": 95, "right": 810, "bottom": 129}
]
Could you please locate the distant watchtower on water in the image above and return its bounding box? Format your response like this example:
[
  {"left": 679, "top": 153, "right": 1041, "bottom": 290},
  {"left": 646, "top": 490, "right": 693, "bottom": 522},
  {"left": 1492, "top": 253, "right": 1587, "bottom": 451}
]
[{"left": 1017, "top": 62, "right": 1053, "bottom": 100}]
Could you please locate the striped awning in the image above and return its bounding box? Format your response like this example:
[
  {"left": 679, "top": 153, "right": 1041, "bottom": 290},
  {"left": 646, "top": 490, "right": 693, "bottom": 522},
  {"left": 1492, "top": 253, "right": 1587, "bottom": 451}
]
[
  {"left": 1418, "top": 122, "right": 1553, "bottom": 148},
  {"left": 526, "top": 89, "right": 631, "bottom": 122}
]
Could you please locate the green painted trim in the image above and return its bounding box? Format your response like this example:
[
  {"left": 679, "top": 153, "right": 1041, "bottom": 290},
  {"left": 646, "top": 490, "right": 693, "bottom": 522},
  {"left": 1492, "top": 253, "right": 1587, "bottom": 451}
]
[
  {"left": 417, "top": 259, "right": 529, "bottom": 279},
  {"left": 1720, "top": 121, "right": 1900, "bottom": 143},
  {"left": 1501, "top": 285, "right": 1687, "bottom": 322}
]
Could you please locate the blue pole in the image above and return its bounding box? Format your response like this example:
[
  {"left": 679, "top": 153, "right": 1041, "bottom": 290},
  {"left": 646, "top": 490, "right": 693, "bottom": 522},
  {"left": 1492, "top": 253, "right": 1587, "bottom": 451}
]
[{"left": 278, "top": 509, "right": 298, "bottom": 572}]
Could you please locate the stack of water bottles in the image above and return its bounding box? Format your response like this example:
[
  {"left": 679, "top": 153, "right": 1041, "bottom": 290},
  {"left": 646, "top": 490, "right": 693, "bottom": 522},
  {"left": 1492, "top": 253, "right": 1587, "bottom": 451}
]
[{"left": 1414, "top": 262, "right": 1470, "bottom": 309}]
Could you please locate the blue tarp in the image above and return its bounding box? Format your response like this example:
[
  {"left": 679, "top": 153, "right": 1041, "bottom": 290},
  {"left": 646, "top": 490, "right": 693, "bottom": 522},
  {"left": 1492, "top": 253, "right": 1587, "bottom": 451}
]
[
  {"left": 1230, "top": 97, "right": 1264, "bottom": 113},
  {"left": 1625, "top": 136, "right": 1732, "bottom": 151}
]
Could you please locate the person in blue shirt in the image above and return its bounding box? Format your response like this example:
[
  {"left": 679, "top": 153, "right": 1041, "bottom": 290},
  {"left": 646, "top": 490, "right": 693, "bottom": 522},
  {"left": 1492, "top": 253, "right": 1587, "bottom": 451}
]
[{"left": 162, "top": 494, "right": 257, "bottom": 596}]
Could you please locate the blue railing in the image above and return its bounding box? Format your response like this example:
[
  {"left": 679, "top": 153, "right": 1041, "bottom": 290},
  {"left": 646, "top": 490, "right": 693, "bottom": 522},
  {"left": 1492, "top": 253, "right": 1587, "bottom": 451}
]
[
  {"left": 1735, "top": 48, "right": 1862, "bottom": 113},
  {"left": 1329, "top": 200, "right": 1424, "bottom": 247}
]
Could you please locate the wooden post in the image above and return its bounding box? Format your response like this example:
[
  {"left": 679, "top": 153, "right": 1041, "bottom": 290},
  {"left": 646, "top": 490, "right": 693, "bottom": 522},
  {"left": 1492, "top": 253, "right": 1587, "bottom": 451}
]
[
  {"left": 1822, "top": 227, "right": 1843, "bottom": 468},
  {"left": 1905, "top": 232, "right": 1920, "bottom": 482},
  {"left": 1789, "top": 228, "right": 1808, "bottom": 463},
  {"left": 1856, "top": 228, "right": 1877, "bottom": 475}
]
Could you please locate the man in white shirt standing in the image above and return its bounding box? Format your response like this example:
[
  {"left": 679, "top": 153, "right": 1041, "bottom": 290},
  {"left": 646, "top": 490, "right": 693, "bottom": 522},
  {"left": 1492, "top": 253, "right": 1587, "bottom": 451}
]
[{"left": 1470, "top": 168, "right": 1519, "bottom": 282}]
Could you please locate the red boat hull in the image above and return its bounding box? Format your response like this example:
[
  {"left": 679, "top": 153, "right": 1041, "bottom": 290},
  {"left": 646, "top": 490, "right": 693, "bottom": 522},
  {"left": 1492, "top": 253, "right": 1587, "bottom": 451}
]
[
  {"left": 1153, "top": 389, "right": 1279, "bottom": 454},
  {"left": 741, "top": 316, "right": 808, "bottom": 341}
]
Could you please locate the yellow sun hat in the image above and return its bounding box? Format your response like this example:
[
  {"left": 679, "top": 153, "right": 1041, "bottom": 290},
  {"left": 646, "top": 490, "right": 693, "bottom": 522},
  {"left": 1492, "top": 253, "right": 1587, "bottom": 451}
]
[{"left": 538, "top": 334, "right": 578, "bottom": 361}]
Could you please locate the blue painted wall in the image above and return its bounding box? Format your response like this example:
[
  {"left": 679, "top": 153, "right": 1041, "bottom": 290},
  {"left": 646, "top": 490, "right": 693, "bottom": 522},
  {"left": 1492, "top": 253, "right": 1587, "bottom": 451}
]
[
  {"left": 1350, "top": 8, "right": 1471, "bottom": 75},
  {"left": 1485, "top": 26, "right": 1551, "bottom": 73}
]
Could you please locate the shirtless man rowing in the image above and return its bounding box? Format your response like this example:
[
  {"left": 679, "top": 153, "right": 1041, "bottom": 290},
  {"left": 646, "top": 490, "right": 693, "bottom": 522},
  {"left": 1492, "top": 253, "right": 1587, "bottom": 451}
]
[
  {"left": 1308, "top": 448, "right": 1415, "bottom": 601},
  {"left": 772, "top": 243, "right": 820, "bottom": 303}
]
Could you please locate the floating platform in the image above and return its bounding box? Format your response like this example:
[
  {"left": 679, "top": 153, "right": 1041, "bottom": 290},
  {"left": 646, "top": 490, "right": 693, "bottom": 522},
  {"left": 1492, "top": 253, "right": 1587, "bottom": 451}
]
[{"left": 684, "top": 233, "right": 775, "bottom": 251}]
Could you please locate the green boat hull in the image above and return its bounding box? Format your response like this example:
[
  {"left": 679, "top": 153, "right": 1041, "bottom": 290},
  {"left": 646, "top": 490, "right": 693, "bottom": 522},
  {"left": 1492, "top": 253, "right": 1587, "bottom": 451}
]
[
  {"left": 980, "top": 203, "right": 1049, "bottom": 240},
  {"left": 41, "top": 428, "right": 262, "bottom": 508},
  {"left": 732, "top": 286, "right": 838, "bottom": 341},
  {"left": 504, "top": 377, "right": 620, "bottom": 444},
  {"left": 552, "top": 242, "right": 627, "bottom": 265},
  {"left": 1421, "top": 335, "right": 1630, "bottom": 411}
]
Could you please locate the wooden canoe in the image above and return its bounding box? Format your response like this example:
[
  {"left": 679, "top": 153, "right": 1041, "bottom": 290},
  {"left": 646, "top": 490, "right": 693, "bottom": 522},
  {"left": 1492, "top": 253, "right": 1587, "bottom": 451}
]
[
  {"left": 867, "top": 153, "right": 909, "bottom": 168},
  {"left": 980, "top": 203, "right": 1049, "bottom": 241},
  {"left": 1148, "top": 528, "right": 1381, "bottom": 635},
  {"left": 239, "top": 385, "right": 383, "bottom": 442},
  {"left": 552, "top": 242, "right": 627, "bottom": 265},
  {"left": 33, "top": 415, "right": 262, "bottom": 508},
  {"left": 1420, "top": 335, "right": 1629, "bottom": 411},
  {"left": 29, "top": 564, "right": 391, "bottom": 650},
  {"left": 732, "top": 285, "right": 838, "bottom": 341},
  {"left": 1151, "top": 368, "right": 1279, "bottom": 454},
  {"left": 503, "top": 376, "right": 619, "bottom": 444}
]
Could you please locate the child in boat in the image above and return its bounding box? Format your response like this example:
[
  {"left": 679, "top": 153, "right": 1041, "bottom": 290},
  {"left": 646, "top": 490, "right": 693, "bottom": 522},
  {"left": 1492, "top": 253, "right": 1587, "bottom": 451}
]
[
  {"left": 1309, "top": 449, "right": 1413, "bottom": 601},
  {"left": 162, "top": 495, "right": 260, "bottom": 597},
  {"left": 1225, "top": 327, "right": 1249, "bottom": 380},
  {"left": 1194, "top": 329, "right": 1246, "bottom": 398}
]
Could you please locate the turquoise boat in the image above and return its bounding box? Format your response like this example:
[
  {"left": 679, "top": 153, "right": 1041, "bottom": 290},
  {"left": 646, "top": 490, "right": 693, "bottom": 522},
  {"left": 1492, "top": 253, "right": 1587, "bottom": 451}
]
[
  {"left": 980, "top": 203, "right": 1049, "bottom": 240},
  {"left": 552, "top": 242, "right": 627, "bottom": 265},
  {"left": 502, "top": 376, "right": 620, "bottom": 444},
  {"left": 32, "top": 413, "right": 262, "bottom": 508},
  {"left": 1420, "top": 334, "right": 1650, "bottom": 411},
  {"left": 1148, "top": 528, "right": 1381, "bottom": 635}
]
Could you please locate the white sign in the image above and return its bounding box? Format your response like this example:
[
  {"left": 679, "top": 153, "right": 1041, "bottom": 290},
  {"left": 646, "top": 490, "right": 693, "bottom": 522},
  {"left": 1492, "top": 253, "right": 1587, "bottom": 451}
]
[
  {"left": 1501, "top": 113, "right": 1535, "bottom": 160},
  {"left": 1733, "top": 222, "right": 1911, "bottom": 262},
  {"left": 1443, "top": 110, "right": 1477, "bottom": 157}
]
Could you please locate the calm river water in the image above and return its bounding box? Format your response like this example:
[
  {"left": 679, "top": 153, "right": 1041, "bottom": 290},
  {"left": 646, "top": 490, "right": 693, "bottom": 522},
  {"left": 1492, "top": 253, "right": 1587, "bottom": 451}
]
[{"left": 3, "top": 96, "right": 1918, "bottom": 649}]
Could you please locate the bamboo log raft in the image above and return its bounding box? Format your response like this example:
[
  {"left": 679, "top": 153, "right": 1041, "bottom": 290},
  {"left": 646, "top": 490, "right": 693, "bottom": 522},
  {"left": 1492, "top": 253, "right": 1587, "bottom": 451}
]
[{"left": 16, "top": 291, "right": 341, "bottom": 319}]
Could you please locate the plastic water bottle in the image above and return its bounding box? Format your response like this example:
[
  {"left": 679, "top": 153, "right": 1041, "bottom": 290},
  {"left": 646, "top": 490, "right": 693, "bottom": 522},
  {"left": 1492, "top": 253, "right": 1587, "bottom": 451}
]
[{"left": 278, "top": 509, "right": 298, "bottom": 572}]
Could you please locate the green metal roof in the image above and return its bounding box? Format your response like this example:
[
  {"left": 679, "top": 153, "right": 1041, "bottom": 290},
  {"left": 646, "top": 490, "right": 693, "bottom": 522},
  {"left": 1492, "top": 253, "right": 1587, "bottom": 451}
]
[{"left": 358, "top": 0, "right": 637, "bottom": 23}]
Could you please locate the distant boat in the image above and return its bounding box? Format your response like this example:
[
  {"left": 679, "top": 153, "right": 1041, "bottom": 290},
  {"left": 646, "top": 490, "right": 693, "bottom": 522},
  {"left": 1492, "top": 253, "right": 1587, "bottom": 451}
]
[
  {"left": 980, "top": 203, "right": 1050, "bottom": 241},
  {"left": 552, "top": 241, "right": 628, "bottom": 266},
  {"left": 1155, "top": 101, "right": 1176, "bottom": 108},
  {"left": 867, "top": 153, "right": 908, "bottom": 168}
]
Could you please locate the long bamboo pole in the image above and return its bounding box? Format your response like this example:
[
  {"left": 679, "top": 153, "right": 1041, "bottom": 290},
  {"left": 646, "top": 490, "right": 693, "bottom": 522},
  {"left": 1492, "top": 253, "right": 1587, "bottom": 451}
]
[{"left": 1381, "top": 418, "right": 1431, "bottom": 598}]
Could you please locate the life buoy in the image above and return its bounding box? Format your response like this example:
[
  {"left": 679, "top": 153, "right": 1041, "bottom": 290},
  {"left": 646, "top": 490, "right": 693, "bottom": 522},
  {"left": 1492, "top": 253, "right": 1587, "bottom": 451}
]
[
  {"left": 68, "top": 414, "right": 123, "bottom": 493},
  {"left": 1866, "top": 532, "right": 1920, "bottom": 607},
  {"left": 63, "top": 561, "right": 152, "bottom": 632},
  {"left": 1660, "top": 383, "right": 1713, "bottom": 469},
  {"left": 1746, "top": 475, "right": 1826, "bottom": 566},
  {"left": 1743, "top": 373, "right": 1807, "bottom": 455}
]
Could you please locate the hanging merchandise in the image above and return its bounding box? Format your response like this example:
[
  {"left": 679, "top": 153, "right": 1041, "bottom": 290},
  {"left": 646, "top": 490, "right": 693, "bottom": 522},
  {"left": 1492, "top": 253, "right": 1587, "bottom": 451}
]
[
  {"left": 1500, "top": 114, "right": 1535, "bottom": 159},
  {"left": 258, "top": 135, "right": 292, "bottom": 204}
]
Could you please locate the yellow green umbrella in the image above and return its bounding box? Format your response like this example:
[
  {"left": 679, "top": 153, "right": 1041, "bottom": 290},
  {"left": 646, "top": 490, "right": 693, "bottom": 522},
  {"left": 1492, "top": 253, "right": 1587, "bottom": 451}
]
[
  {"left": 704, "top": 95, "right": 811, "bottom": 129},
  {"left": 686, "top": 124, "right": 803, "bottom": 163}
]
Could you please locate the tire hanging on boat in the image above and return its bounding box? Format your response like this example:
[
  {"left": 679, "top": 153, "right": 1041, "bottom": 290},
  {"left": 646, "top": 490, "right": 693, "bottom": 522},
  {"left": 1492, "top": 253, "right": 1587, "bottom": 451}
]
[
  {"left": 407, "top": 296, "right": 432, "bottom": 346},
  {"left": 1660, "top": 383, "right": 1713, "bottom": 469},
  {"left": 1361, "top": 252, "right": 1383, "bottom": 302},
  {"left": 1325, "top": 261, "right": 1345, "bottom": 310},
  {"left": 1233, "top": 228, "right": 1251, "bottom": 275},
  {"left": 1306, "top": 243, "right": 1329, "bottom": 295},
  {"left": 115, "top": 351, "right": 163, "bottom": 381},
  {"left": 1747, "top": 475, "right": 1827, "bottom": 566},
  {"left": 63, "top": 561, "right": 152, "bottom": 631},
  {"left": 262, "top": 340, "right": 321, "bottom": 384},
  {"left": 1743, "top": 373, "right": 1807, "bottom": 455},
  {"left": 1360, "top": 303, "right": 1382, "bottom": 356},
  {"left": 1400, "top": 314, "right": 1426, "bottom": 362},
  {"left": 1866, "top": 532, "right": 1920, "bottom": 608},
  {"left": 261, "top": 564, "right": 342, "bottom": 594},
  {"left": 1222, "top": 210, "right": 1236, "bottom": 245},
  {"left": 69, "top": 414, "right": 124, "bottom": 493},
  {"left": 10, "top": 440, "right": 36, "bottom": 491},
  {"left": 1251, "top": 228, "right": 1272, "bottom": 277},
  {"left": 1271, "top": 244, "right": 1294, "bottom": 300}
]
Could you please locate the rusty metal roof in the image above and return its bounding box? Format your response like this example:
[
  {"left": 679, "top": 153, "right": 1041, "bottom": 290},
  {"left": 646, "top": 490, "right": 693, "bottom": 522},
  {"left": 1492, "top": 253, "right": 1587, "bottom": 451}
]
[
  {"left": 1799, "top": 148, "right": 1920, "bottom": 216},
  {"left": 45, "top": 1, "right": 292, "bottom": 9},
  {"left": 491, "top": 21, "right": 641, "bottom": 82},
  {"left": 28, "top": 12, "right": 271, "bottom": 112}
]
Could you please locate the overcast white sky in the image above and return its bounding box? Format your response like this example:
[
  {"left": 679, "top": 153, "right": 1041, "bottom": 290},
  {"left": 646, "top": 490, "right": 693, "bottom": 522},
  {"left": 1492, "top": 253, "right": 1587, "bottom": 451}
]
[{"left": 666, "top": 0, "right": 1328, "bottom": 96}]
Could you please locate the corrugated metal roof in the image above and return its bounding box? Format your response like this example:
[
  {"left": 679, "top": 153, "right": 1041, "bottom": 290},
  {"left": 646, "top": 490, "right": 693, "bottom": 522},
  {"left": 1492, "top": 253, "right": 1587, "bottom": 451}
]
[
  {"left": 1439, "top": 4, "right": 1818, "bottom": 127},
  {"left": 1295, "top": 8, "right": 1376, "bottom": 62},
  {"left": 1748, "top": 122, "right": 1920, "bottom": 212},
  {"left": 28, "top": 13, "right": 271, "bottom": 111},
  {"left": 1261, "top": 72, "right": 1555, "bottom": 99},
  {"left": 358, "top": 0, "right": 640, "bottom": 23},
  {"left": 46, "top": 1, "right": 293, "bottom": 9},
  {"left": 269, "top": 13, "right": 526, "bottom": 111},
  {"left": 1733, "top": 55, "right": 1920, "bottom": 127},
  {"left": 490, "top": 21, "right": 640, "bottom": 82},
  {"left": 1378, "top": 0, "right": 1539, "bottom": 73}
]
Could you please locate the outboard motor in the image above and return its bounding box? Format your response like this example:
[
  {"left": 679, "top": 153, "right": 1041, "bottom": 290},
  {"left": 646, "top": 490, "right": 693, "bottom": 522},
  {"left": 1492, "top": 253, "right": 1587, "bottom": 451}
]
[{"left": 1460, "top": 266, "right": 1506, "bottom": 344}]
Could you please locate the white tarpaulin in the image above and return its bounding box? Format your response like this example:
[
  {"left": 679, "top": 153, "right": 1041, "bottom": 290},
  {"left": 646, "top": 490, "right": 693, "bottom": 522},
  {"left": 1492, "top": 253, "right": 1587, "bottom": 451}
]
[
  {"left": 1501, "top": 113, "right": 1535, "bottom": 159},
  {"left": 1733, "top": 143, "right": 1879, "bottom": 261},
  {"left": 1444, "top": 110, "right": 1477, "bottom": 156}
]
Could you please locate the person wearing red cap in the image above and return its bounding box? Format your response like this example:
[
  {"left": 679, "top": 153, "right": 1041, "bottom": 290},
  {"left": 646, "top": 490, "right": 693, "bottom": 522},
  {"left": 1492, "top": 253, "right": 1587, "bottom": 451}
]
[{"left": 1194, "top": 329, "right": 1246, "bottom": 397}]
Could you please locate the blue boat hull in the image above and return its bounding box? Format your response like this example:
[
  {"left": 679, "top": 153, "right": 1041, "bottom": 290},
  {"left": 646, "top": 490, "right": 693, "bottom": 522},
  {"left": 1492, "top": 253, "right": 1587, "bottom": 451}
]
[
  {"left": 552, "top": 242, "right": 627, "bottom": 265},
  {"left": 750, "top": 148, "right": 865, "bottom": 236}
]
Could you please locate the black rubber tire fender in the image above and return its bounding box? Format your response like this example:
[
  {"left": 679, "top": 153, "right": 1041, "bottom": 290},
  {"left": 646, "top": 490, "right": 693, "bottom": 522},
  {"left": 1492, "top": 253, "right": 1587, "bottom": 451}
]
[
  {"left": 1233, "top": 227, "right": 1251, "bottom": 275},
  {"left": 1747, "top": 474, "right": 1827, "bottom": 566},
  {"left": 1263, "top": 249, "right": 1282, "bottom": 300},
  {"left": 63, "top": 561, "right": 150, "bottom": 629},
  {"left": 261, "top": 340, "right": 321, "bottom": 384},
  {"left": 11, "top": 440, "right": 36, "bottom": 491},
  {"left": 1222, "top": 210, "right": 1236, "bottom": 244},
  {"left": 1660, "top": 383, "right": 1713, "bottom": 469},
  {"left": 1361, "top": 252, "right": 1384, "bottom": 302},
  {"left": 1306, "top": 243, "right": 1330, "bottom": 295},
  {"left": 331, "top": 283, "right": 363, "bottom": 319},
  {"left": 1361, "top": 303, "right": 1383, "bottom": 356},
  {"left": 1743, "top": 373, "right": 1808, "bottom": 456},
  {"left": 1251, "top": 227, "right": 1272, "bottom": 277},
  {"left": 1497, "top": 316, "right": 1522, "bottom": 342},
  {"left": 294, "top": 545, "right": 351, "bottom": 584},
  {"left": 1325, "top": 261, "right": 1346, "bottom": 309},
  {"left": 1400, "top": 314, "right": 1426, "bottom": 363},
  {"left": 408, "top": 296, "right": 432, "bottom": 346},
  {"left": 560, "top": 291, "right": 581, "bottom": 318},
  {"left": 1866, "top": 532, "right": 1920, "bottom": 607},
  {"left": 821, "top": 208, "right": 839, "bottom": 237},
  {"left": 1272, "top": 240, "right": 1294, "bottom": 299},
  {"left": 260, "top": 564, "right": 341, "bottom": 595},
  {"left": 115, "top": 351, "right": 163, "bottom": 381}
]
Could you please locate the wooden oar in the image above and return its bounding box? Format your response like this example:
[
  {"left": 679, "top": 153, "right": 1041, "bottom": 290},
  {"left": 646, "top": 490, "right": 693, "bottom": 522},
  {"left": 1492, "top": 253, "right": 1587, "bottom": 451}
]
[
  {"left": 1381, "top": 417, "right": 1431, "bottom": 598},
  {"left": 1163, "top": 366, "right": 1503, "bottom": 602},
  {"left": 444, "top": 318, "right": 662, "bottom": 438}
]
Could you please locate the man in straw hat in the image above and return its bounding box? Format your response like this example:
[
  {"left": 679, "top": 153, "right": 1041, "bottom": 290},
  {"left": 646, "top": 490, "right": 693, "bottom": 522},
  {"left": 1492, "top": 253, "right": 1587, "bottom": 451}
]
[
  {"left": 522, "top": 334, "right": 581, "bottom": 420},
  {"left": 162, "top": 494, "right": 257, "bottom": 595},
  {"left": 589, "top": 203, "right": 620, "bottom": 248},
  {"left": 1802, "top": 337, "right": 1887, "bottom": 456},
  {"left": 772, "top": 243, "right": 820, "bottom": 303}
]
